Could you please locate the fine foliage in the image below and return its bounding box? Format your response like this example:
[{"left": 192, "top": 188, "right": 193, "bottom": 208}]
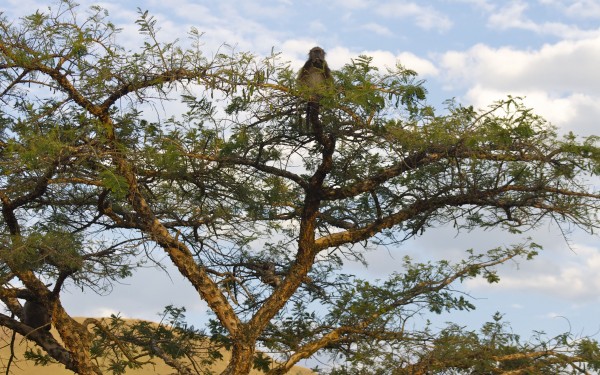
[{"left": 1, "top": 2, "right": 599, "bottom": 374}]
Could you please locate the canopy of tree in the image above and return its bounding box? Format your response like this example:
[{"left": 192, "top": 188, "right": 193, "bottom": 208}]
[{"left": 0, "top": 1, "right": 600, "bottom": 374}]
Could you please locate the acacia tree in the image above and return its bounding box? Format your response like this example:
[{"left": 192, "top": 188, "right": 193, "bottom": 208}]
[{"left": 0, "top": 2, "right": 599, "bottom": 374}]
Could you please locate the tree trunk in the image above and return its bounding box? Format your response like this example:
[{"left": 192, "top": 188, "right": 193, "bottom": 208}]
[{"left": 222, "top": 340, "right": 256, "bottom": 375}]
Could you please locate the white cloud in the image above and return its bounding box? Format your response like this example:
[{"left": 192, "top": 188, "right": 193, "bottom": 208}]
[
  {"left": 167, "top": 2, "right": 215, "bottom": 22},
  {"left": 237, "top": 1, "right": 292, "bottom": 19},
  {"left": 466, "top": 244, "right": 600, "bottom": 301},
  {"left": 360, "top": 22, "right": 394, "bottom": 37},
  {"left": 451, "top": 0, "right": 496, "bottom": 12},
  {"left": 463, "top": 87, "right": 600, "bottom": 136},
  {"left": 565, "top": 0, "right": 600, "bottom": 18},
  {"left": 395, "top": 52, "right": 440, "bottom": 76},
  {"left": 488, "top": 2, "right": 533, "bottom": 30},
  {"left": 487, "top": 1, "right": 600, "bottom": 39},
  {"left": 437, "top": 36, "right": 600, "bottom": 134},
  {"left": 440, "top": 37, "right": 600, "bottom": 93},
  {"left": 539, "top": 0, "right": 600, "bottom": 19},
  {"left": 332, "top": 0, "right": 372, "bottom": 9},
  {"left": 2, "top": 0, "right": 47, "bottom": 17},
  {"left": 375, "top": 2, "right": 453, "bottom": 32},
  {"left": 92, "top": 0, "right": 287, "bottom": 56}
]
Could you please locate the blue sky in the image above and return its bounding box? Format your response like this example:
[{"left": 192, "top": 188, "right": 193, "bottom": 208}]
[{"left": 3, "top": 0, "right": 600, "bottom": 360}]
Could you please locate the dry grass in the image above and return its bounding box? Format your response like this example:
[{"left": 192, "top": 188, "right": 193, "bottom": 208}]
[{"left": 0, "top": 318, "right": 314, "bottom": 375}]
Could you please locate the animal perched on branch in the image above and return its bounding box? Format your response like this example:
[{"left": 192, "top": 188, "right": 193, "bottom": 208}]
[
  {"left": 23, "top": 299, "right": 51, "bottom": 331},
  {"left": 297, "top": 46, "right": 333, "bottom": 128}
]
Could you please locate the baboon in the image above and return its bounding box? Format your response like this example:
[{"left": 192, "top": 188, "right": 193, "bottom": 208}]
[
  {"left": 23, "top": 299, "right": 51, "bottom": 331},
  {"left": 298, "top": 46, "right": 333, "bottom": 127}
]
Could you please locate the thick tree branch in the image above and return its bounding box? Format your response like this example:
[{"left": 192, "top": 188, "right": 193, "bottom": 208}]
[
  {"left": 0, "top": 314, "right": 76, "bottom": 371},
  {"left": 270, "top": 251, "right": 522, "bottom": 372},
  {"left": 315, "top": 184, "right": 600, "bottom": 251},
  {"left": 248, "top": 121, "right": 336, "bottom": 336}
]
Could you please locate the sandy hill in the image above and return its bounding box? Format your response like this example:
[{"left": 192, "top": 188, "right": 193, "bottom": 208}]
[{"left": 0, "top": 318, "right": 313, "bottom": 375}]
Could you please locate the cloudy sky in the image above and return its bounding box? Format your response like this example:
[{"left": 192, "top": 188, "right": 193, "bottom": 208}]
[{"left": 3, "top": 0, "right": 600, "bottom": 350}]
